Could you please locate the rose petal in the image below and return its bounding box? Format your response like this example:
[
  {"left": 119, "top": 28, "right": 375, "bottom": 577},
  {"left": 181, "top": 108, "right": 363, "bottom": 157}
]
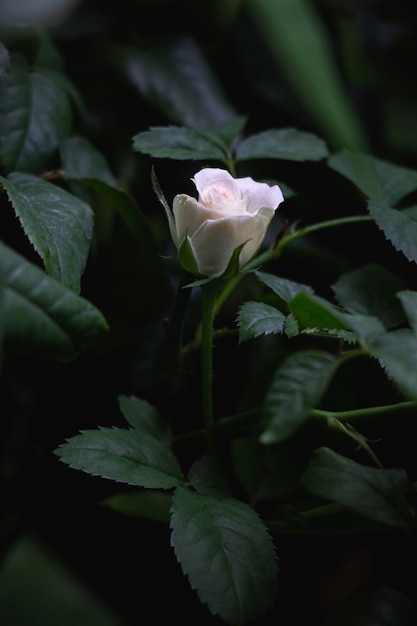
[
  {"left": 173, "top": 194, "right": 227, "bottom": 240},
  {"left": 192, "top": 168, "right": 234, "bottom": 197},
  {"left": 243, "top": 182, "right": 284, "bottom": 215},
  {"left": 191, "top": 213, "right": 273, "bottom": 277}
]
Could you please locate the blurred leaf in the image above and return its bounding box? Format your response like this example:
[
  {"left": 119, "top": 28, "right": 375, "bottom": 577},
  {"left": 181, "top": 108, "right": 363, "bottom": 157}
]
[
  {"left": 397, "top": 290, "right": 417, "bottom": 333},
  {"left": 60, "top": 135, "right": 117, "bottom": 186},
  {"left": 344, "top": 314, "right": 386, "bottom": 343},
  {"left": 0, "top": 41, "right": 10, "bottom": 81},
  {"left": 261, "top": 350, "right": 337, "bottom": 444},
  {"left": 237, "top": 301, "right": 286, "bottom": 342},
  {"left": 55, "top": 427, "right": 184, "bottom": 489},
  {"left": 77, "top": 178, "right": 163, "bottom": 257},
  {"left": 0, "top": 0, "right": 81, "bottom": 27},
  {"left": 288, "top": 292, "right": 349, "bottom": 331},
  {"left": 102, "top": 490, "right": 171, "bottom": 523},
  {"left": 328, "top": 149, "right": 417, "bottom": 204},
  {"left": 246, "top": 0, "right": 364, "bottom": 148},
  {"left": 0, "top": 536, "right": 128, "bottom": 626},
  {"left": 118, "top": 394, "right": 172, "bottom": 446},
  {"left": 368, "top": 203, "right": 417, "bottom": 265},
  {"left": 332, "top": 264, "right": 407, "bottom": 328},
  {"left": 125, "top": 37, "right": 236, "bottom": 130},
  {"left": 0, "top": 54, "right": 71, "bottom": 174},
  {"left": 0, "top": 263, "right": 5, "bottom": 365},
  {"left": 301, "top": 447, "right": 415, "bottom": 528},
  {"left": 214, "top": 115, "right": 248, "bottom": 145},
  {"left": 187, "top": 455, "right": 231, "bottom": 497},
  {"left": 232, "top": 429, "right": 319, "bottom": 503},
  {"left": 322, "top": 585, "right": 417, "bottom": 626},
  {"left": 170, "top": 486, "right": 278, "bottom": 624},
  {"left": 236, "top": 127, "right": 328, "bottom": 162},
  {"left": 267, "top": 504, "right": 385, "bottom": 535},
  {"left": 133, "top": 126, "right": 227, "bottom": 161},
  {"left": 1, "top": 172, "right": 93, "bottom": 293},
  {"left": 1, "top": 240, "right": 108, "bottom": 361},
  {"left": 35, "top": 31, "right": 64, "bottom": 70},
  {"left": 256, "top": 270, "right": 314, "bottom": 303}
]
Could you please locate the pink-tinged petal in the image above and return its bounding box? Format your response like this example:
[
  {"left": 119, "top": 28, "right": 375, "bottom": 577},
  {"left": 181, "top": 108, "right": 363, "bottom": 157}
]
[
  {"left": 200, "top": 178, "right": 243, "bottom": 210},
  {"left": 192, "top": 168, "right": 234, "bottom": 196}
]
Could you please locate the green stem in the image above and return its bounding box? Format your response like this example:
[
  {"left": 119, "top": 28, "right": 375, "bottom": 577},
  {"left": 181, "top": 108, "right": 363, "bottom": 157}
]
[
  {"left": 214, "top": 214, "right": 373, "bottom": 315},
  {"left": 200, "top": 280, "right": 221, "bottom": 456},
  {"left": 311, "top": 400, "right": 417, "bottom": 422},
  {"left": 162, "top": 269, "right": 193, "bottom": 381},
  {"left": 174, "top": 400, "right": 417, "bottom": 450}
]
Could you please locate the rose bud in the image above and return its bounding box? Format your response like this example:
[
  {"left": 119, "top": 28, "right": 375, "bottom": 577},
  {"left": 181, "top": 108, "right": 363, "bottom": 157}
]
[{"left": 171, "top": 168, "right": 284, "bottom": 278}]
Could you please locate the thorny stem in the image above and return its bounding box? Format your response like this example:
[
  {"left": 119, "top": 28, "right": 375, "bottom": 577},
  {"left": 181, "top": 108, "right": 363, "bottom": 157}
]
[{"left": 200, "top": 280, "right": 222, "bottom": 457}]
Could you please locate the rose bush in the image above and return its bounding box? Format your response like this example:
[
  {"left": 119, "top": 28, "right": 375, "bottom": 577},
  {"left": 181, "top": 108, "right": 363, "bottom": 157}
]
[{"left": 171, "top": 168, "right": 284, "bottom": 278}]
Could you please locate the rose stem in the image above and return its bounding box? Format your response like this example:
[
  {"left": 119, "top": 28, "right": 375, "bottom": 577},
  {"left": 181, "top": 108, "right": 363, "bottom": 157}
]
[{"left": 200, "top": 280, "right": 221, "bottom": 457}]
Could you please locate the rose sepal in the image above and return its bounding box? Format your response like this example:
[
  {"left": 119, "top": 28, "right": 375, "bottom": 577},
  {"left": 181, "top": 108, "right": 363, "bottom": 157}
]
[
  {"left": 151, "top": 167, "right": 179, "bottom": 246},
  {"left": 177, "top": 232, "right": 200, "bottom": 275},
  {"left": 219, "top": 239, "right": 251, "bottom": 280}
]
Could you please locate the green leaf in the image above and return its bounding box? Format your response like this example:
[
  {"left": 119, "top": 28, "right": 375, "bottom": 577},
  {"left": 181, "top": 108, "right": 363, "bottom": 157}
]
[
  {"left": 0, "top": 41, "right": 10, "bottom": 81},
  {"left": 344, "top": 313, "right": 386, "bottom": 342},
  {"left": 236, "top": 128, "right": 328, "bottom": 162},
  {"left": 170, "top": 487, "right": 278, "bottom": 624},
  {"left": 0, "top": 0, "right": 82, "bottom": 28},
  {"left": 368, "top": 202, "right": 417, "bottom": 265},
  {"left": 1, "top": 240, "right": 108, "bottom": 361},
  {"left": 398, "top": 290, "right": 417, "bottom": 333},
  {"left": 60, "top": 135, "right": 117, "bottom": 186},
  {"left": 365, "top": 329, "right": 417, "bottom": 400},
  {"left": 133, "top": 126, "right": 226, "bottom": 161},
  {"left": 118, "top": 395, "right": 172, "bottom": 446},
  {"left": 284, "top": 313, "right": 300, "bottom": 338},
  {"left": 0, "top": 54, "right": 71, "bottom": 174},
  {"left": 267, "top": 504, "right": 386, "bottom": 535},
  {"left": 213, "top": 116, "right": 247, "bottom": 145},
  {"left": 232, "top": 431, "right": 319, "bottom": 503},
  {"left": 55, "top": 427, "right": 184, "bottom": 489},
  {"left": 288, "top": 292, "right": 349, "bottom": 332},
  {"left": 102, "top": 490, "right": 171, "bottom": 523},
  {"left": 246, "top": 0, "right": 364, "bottom": 148},
  {"left": 74, "top": 176, "right": 164, "bottom": 260},
  {"left": 0, "top": 536, "right": 128, "bottom": 626},
  {"left": 301, "top": 447, "right": 415, "bottom": 528},
  {"left": 1, "top": 173, "right": 93, "bottom": 293},
  {"left": 328, "top": 149, "right": 417, "bottom": 204},
  {"left": 237, "top": 301, "right": 286, "bottom": 343},
  {"left": 261, "top": 350, "right": 337, "bottom": 444},
  {"left": 125, "top": 37, "right": 236, "bottom": 130},
  {"left": 256, "top": 270, "right": 314, "bottom": 303},
  {"left": 332, "top": 264, "right": 407, "bottom": 328}
]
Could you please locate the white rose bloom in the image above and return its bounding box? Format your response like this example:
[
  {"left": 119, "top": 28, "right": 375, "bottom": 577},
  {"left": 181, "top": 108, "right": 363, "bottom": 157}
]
[{"left": 172, "top": 168, "right": 284, "bottom": 278}]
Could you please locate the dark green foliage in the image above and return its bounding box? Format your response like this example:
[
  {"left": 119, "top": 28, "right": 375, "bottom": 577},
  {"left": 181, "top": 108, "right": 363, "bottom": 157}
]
[{"left": 2, "top": 1, "right": 417, "bottom": 625}]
